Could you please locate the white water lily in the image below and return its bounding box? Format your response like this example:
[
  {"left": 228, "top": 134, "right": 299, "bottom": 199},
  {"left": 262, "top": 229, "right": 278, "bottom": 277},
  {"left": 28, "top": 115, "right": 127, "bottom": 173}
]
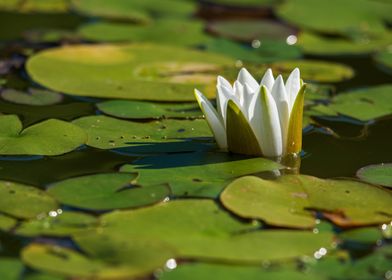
[{"left": 194, "top": 67, "right": 306, "bottom": 157}]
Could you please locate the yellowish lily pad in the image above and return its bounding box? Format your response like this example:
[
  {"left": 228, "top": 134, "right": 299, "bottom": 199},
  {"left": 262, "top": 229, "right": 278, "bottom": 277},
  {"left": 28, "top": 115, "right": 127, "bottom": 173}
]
[{"left": 27, "top": 44, "right": 233, "bottom": 101}]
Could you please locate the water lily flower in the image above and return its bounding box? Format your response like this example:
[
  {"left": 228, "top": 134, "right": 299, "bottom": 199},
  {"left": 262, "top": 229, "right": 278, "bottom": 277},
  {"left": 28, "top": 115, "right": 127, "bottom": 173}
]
[{"left": 194, "top": 67, "right": 306, "bottom": 157}]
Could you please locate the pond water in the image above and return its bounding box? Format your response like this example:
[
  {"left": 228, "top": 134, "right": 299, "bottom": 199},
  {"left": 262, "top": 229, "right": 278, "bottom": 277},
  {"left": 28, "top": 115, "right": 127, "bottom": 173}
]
[{"left": 0, "top": 0, "right": 391, "bottom": 280}]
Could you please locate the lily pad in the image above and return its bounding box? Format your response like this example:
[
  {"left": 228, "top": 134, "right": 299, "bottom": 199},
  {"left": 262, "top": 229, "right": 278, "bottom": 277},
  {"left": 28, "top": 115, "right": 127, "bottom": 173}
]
[
  {"left": 98, "top": 199, "right": 333, "bottom": 263},
  {"left": 0, "top": 214, "right": 17, "bottom": 231},
  {"left": 0, "top": 258, "right": 23, "bottom": 280},
  {"left": 71, "top": 0, "right": 196, "bottom": 23},
  {"left": 0, "top": 115, "right": 86, "bottom": 156},
  {"left": 277, "top": 0, "right": 392, "bottom": 36},
  {"left": 120, "top": 152, "right": 282, "bottom": 197},
  {"left": 205, "top": 38, "right": 302, "bottom": 63},
  {"left": 207, "top": 20, "right": 296, "bottom": 43},
  {"left": 374, "top": 49, "right": 392, "bottom": 74},
  {"left": 298, "top": 31, "right": 392, "bottom": 55},
  {"left": 22, "top": 238, "right": 175, "bottom": 279},
  {"left": 339, "top": 227, "right": 383, "bottom": 244},
  {"left": 0, "top": 0, "right": 69, "bottom": 13},
  {"left": 221, "top": 175, "right": 392, "bottom": 228},
  {"left": 24, "top": 273, "right": 65, "bottom": 280},
  {"left": 78, "top": 19, "right": 212, "bottom": 47},
  {"left": 97, "top": 100, "right": 202, "bottom": 120},
  {"left": 47, "top": 173, "right": 170, "bottom": 210},
  {"left": 266, "top": 60, "right": 354, "bottom": 83},
  {"left": 160, "top": 263, "right": 316, "bottom": 280},
  {"left": 317, "top": 84, "right": 392, "bottom": 121},
  {"left": 356, "top": 163, "right": 392, "bottom": 188},
  {"left": 27, "top": 44, "right": 233, "bottom": 101},
  {"left": 1, "top": 88, "right": 63, "bottom": 106},
  {"left": 16, "top": 211, "right": 98, "bottom": 237},
  {"left": 0, "top": 180, "right": 58, "bottom": 219},
  {"left": 73, "top": 115, "right": 212, "bottom": 154}
]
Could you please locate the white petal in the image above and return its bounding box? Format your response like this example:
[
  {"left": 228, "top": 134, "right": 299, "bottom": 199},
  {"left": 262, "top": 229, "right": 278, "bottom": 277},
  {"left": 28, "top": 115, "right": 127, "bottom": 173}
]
[
  {"left": 260, "top": 68, "right": 274, "bottom": 92},
  {"left": 259, "top": 86, "right": 283, "bottom": 157},
  {"left": 242, "top": 83, "right": 255, "bottom": 120},
  {"left": 194, "top": 89, "right": 227, "bottom": 149},
  {"left": 237, "top": 68, "right": 259, "bottom": 92},
  {"left": 216, "top": 83, "right": 233, "bottom": 120},
  {"left": 217, "top": 75, "right": 233, "bottom": 89},
  {"left": 233, "top": 81, "right": 244, "bottom": 107},
  {"left": 248, "top": 90, "right": 263, "bottom": 148},
  {"left": 271, "top": 75, "right": 290, "bottom": 151},
  {"left": 285, "top": 68, "right": 300, "bottom": 110}
]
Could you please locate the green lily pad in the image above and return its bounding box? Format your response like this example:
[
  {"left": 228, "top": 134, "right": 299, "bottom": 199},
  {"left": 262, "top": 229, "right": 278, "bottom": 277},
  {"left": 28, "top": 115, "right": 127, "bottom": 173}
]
[
  {"left": 16, "top": 211, "right": 98, "bottom": 237},
  {"left": 71, "top": 0, "right": 196, "bottom": 23},
  {"left": 0, "top": 258, "right": 23, "bottom": 280},
  {"left": 24, "top": 273, "right": 65, "bottom": 280},
  {"left": 0, "top": 0, "right": 69, "bottom": 13},
  {"left": 78, "top": 19, "right": 212, "bottom": 47},
  {"left": 160, "top": 263, "right": 316, "bottom": 280},
  {"left": 1, "top": 88, "right": 63, "bottom": 106},
  {"left": 97, "top": 100, "right": 202, "bottom": 120},
  {"left": 374, "top": 49, "right": 392, "bottom": 75},
  {"left": 0, "top": 180, "right": 58, "bottom": 219},
  {"left": 0, "top": 115, "right": 86, "bottom": 156},
  {"left": 73, "top": 115, "right": 212, "bottom": 154},
  {"left": 277, "top": 0, "right": 392, "bottom": 36},
  {"left": 206, "top": 0, "right": 278, "bottom": 7},
  {"left": 47, "top": 173, "right": 170, "bottom": 211},
  {"left": 22, "top": 238, "right": 175, "bottom": 279},
  {"left": 0, "top": 214, "right": 17, "bottom": 231},
  {"left": 339, "top": 227, "right": 383, "bottom": 244},
  {"left": 221, "top": 175, "right": 392, "bottom": 228},
  {"left": 205, "top": 38, "right": 302, "bottom": 63},
  {"left": 98, "top": 199, "right": 333, "bottom": 263},
  {"left": 207, "top": 20, "right": 296, "bottom": 43},
  {"left": 267, "top": 60, "right": 354, "bottom": 83},
  {"left": 0, "top": 11, "right": 83, "bottom": 41},
  {"left": 356, "top": 163, "right": 392, "bottom": 188},
  {"left": 27, "top": 44, "right": 233, "bottom": 101},
  {"left": 298, "top": 31, "right": 392, "bottom": 55},
  {"left": 307, "top": 245, "right": 392, "bottom": 280},
  {"left": 317, "top": 84, "right": 392, "bottom": 121},
  {"left": 120, "top": 152, "right": 282, "bottom": 197}
]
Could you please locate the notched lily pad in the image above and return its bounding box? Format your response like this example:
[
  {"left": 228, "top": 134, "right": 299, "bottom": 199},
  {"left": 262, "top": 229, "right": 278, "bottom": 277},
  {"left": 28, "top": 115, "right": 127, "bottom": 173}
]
[
  {"left": 98, "top": 199, "right": 333, "bottom": 263},
  {"left": 357, "top": 163, "right": 392, "bottom": 188},
  {"left": 78, "top": 19, "right": 212, "bottom": 47},
  {"left": 120, "top": 152, "right": 282, "bottom": 197},
  {"left": 0, "top": 115, "right": 86, "bottom": 156},
  {"left": 47, "top": 173, "right": 170, "bottom": 210},
  {"left": 160, "top": 263, "right": 317, "bottom": 280},
  {"left": 0, "top": 214, "right": 17, "bottom": 231},
  {"left": 0, "top": 258, "right": 23, "bottom": 280},
  {"left": 0, "top": 180, "right": 58, "bottom": 219},
  {"left": 73, "top": 115, "right": 212, "bottom": 154},
  {"left": 97, "top": 100, "right": 202, "bottom": 120},
  {"left": 27, "top": 44, "right": 233, "bottom": 101},
  {"left": 374, "top": 49, "right": 392, "bottom": 75},
  {"left": 16, "top": 211, "right": 98, "bottom": 237},
  {"left": 22, "top": 237, "right": 175, "bottom": 279},
  {"left": 266, "top": 60, "right": 354, "bottom": 83},
  {"left": 221, "top": 175, "right": 392, "bottom": 228},
  {"left": 1, "top": 88, "right": 63, "bottom": 106},
  {"left": 299, "top": 31, "right": 392, "bottom": 55},
  {"left": 277, "top": 0, "right": 392, "bottom": 36},
  {"left": 207, "top": 20, "right": 296, "bottom": 43},
  {"left": 315, "top": 84, "right": 392, "bottom": 121},
  {"left": 71, "top": 0, "right": 196, "bottom": 23}
]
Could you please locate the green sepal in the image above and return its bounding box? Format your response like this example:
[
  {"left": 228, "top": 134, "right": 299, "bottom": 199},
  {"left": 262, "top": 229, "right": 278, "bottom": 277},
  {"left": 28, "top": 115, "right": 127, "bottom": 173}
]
[
  {"left": 286, "top": 84, "right": 306, "bottom": 155},
  {"left": 226, "top": 100, "right": 262, "bottom": 156}
]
